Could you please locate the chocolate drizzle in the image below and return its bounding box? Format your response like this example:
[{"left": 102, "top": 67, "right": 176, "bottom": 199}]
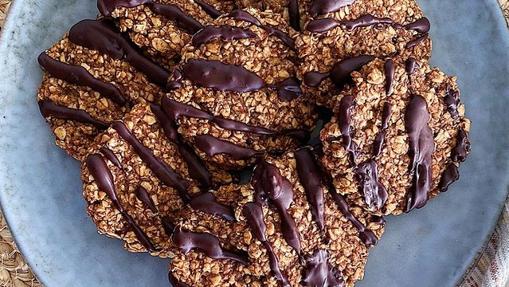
[
  {"left": 404, "top": 95, "right": 435, "bottom": 212},
  {"left": 337, "top": 95, "right": 357, "bottom": 162},
  {"left": 38, "top": 100, "right": 108, "bottom": 129},
  {"left": 372, "top": 59, "right": 395, "bottom": 157},
  {"left": 309, "top": 0, "right": 355, "bottom": 16},
  {"left": 306, "top": 15, "right": 430, "bottom": 34},
  {"left": 135, "top": 186, "right": 157, "bottom": 213},
  {"left": 444, "top": 88, "right": 460, "bottom": 120},
  {"left": 100, "top": 147, "right": 122, "bottom": 168},
  {"left": 303, "top": 55, "right": 375, "bottom": 88},
  {"left": 111, "top": 121, "right": 191, "bottom": 203},
  {"left": 38, "top": 53, "right": 126, "bottom": 106},
  {"left": 329, "top": 188, "right": 378, "bottom": 246},
  {"left": 439, "top": 87, "right": 470, "bottom": 191},
  {"left": 97, "top": 0, "right": 203, "bottom": 34},
  {"left": 195, "top": 135, "right": 260, "bottom": 160},
  {"left": 173, "top": 230, "right": 249, "bottom": 264},
  {"left": 228, "top": 10, "right": 295, "bottom": 49},
  {"left": 68, "top": 19, "right": 169, "bottom": 87},
  {"left": 355, "top": 160, "right": 388, "bottom": 211},
  {"left": 384, "top": 59, "right": 395, "bottom": 95},
  {"left": 150, "top": 3, "right": 203, "bottom": 34},
  {"left": 438, "top": 163, "right": 459, "bottom": 192},
  {"left": 252, "top": 161, "right": 301, "bottom": 254},
  {"left": 181, "top": 59, "right": 265, "bottom": 93},
  {"left": 373, "top": 103, "right": 392, "bottom": 157},
  {"left": 194, "top": 0, "right": 222, "bottom": 18},
  {"left": 302, "top": 250, "right": 344, "bottom": 287},
  {"left": 242, "top": 203, "right": 290, "bottom": 287},
  {"left": 406, "top": 34, "right": 429, "bottom": 49},
  {"left": 288, "top": 0, "right": 300, "bottom": 31},
  {"left": 295, "top": 148, "right": 325, "bottom": 231},
  {"left": 189, "top": 192, "right": 236, "bottom": 222},
  {"left": 192, "top": 25, "right": 257, "bottom": 47},
  {"left": 273, "top": 77, "right": 303, "bottom": 101},
  {"left": 151, "top": 104, "right": 212, "bottom": 188},
  {"left": 86, "top": 154, "right": 156, "bottom": 251},
  {"left": 161, "top": 97, "right": 276, "bottom": 135}
]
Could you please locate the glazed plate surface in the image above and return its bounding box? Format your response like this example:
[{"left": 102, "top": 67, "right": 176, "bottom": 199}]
[{"left": 0, "top": 0, "right": 508, "bottom": 286}]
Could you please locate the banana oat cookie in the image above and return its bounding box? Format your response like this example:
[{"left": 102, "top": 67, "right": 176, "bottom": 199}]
[
  {"left": 97, "top": 0, "right": 237, "bottom": 68},
  {"left": 37, "top": 19, "right": 168, "bottom": 160},
  {"left": 166, "top": 9, "right": 317, "bottom": 170},
  {"left": 320, "top": 57, "right": 471, "bottom": 215},
  {"left": 169, "top": 149, "right": 384, "bottom": 287},
  {"left": 81, "top": 103, "right": 236, "bottom": 257}
]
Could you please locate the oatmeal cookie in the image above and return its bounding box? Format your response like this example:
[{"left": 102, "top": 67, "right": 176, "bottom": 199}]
[
  {"left": 168, "top": 149, "right": 384, "bottom": 287},
  {"left": 37, "top": 19, "right": 168, "bottom": 160},
  {"left": 320, "top": 57, "right": 471, "bottom": 215},
  {"left": 166, "top": 9, "right": 317, "bottom": 170},
  {"left": 81, "top": 103, "right": 237, "bottom": 257}
]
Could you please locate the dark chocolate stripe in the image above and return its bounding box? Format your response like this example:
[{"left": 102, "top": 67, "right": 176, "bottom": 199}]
[
  {"left": 135, "top": 186, "right": 157, "bottom": 213},
  {"left": 242, "top": 203, "right": 290, "bottom": 287},
  {"left": 306, "top": 15, "right": 430, "bottom": 34},
  {"left": 404, "top": 95, "right": 434, "bottom": 212},
  {"left": 100, "top": 147, "right": 122, "bottom": 168},
  {"left": 181, "top": 59, "right": 265, "bottom": 93},
  {"left": 355, "top": 160, "right": 388, "bottom": 211},
  {"left": 439, "top": 129, "right": 470, "bottom": 192},
  {"left": 303, "top": 250, "right": 344, "bottom": 287},
  {"left": 303, "top": 55, "right": 375, "bottom": 88},
  {"left": 162, "top": 97, "right": 275, "bottom": 135},
  {"left": 373, "top": 102, "right": 392, "bottom": 157},
  {"left": 329, "top": 187, "right": 378, "bottom": 246},
  {"left": 151, "top": 104, "right": 212, "bottom": 188},
  {"left": 372, "top": 59, "right": 394, "bottom": 157},
  {"left": 194, "top": 0, "right": 222, "bottom": 18},
  {"left": 228, "top": 10, "right": 295, "bottom": 49},
  {"left": 97, "top": 0, "right": 203, "bottom": 34},
  {"left": 149, "top": 3, "right": 204, "bottom": 34},
  {"left": 68, "top": 19, "right": 169, "bottom": 87},
  {"left": 406, "top": 33, "right": 429, "bottom": 49},
  {"left": 384, "top": 59, "right": 395, "bottom": 96},
  {"left": 252, "top": 161, "right": 301, "bottom": 254},
  {"left": 111, "top": 121, "right": 191, "bottom": 203},
  {"left": 451, "top": 127, "right": 470, "bottom": 163},
  {"left": 194, "top": 135, "right": 260, "bottom": 160},
  {"left": 438, "top": 163, "right": 459, "bottom": 192},
  {"left": 38, "top": 53, "right": 126, "bottom": 105},
  {"left": 295, "top": 148, "right": 325, "bottom": 231},
  {"left": 86, "top": 154, "right": 156, "bottom": 251},
  {"left": 38, "top": 100, "right": 108, "bottom": 129},
  {"left": 288, "top": 0, "right": 300, "bottom": 30},
  {"left": 173, "top": 230, "right": 249, "bottom": 264},
  {"left": 189, "top": 192, "right": 236, "bottom": 221},
  {"left": 337, "top": 95, "right": 357, "bottom": 162},
  {"left": 444, "top": 88, "right": 461, "bottom": 119},
  {"left": 273, "top": 77, "right": 302, "bottom": 101},
  {"left": 309, "top": 0, "right": 355, "bottom": 16},
  {"left": 192, "top": 25, "right": 257, "bottom": 47}
]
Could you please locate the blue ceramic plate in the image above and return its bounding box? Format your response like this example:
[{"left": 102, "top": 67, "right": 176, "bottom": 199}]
[{"left": 0, "top": 0, "right": 508, "bottom": 286}]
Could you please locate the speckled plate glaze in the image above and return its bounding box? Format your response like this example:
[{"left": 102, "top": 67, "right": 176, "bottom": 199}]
[{"left": 0, "top": 0, "right": 508, "bottom": 286}]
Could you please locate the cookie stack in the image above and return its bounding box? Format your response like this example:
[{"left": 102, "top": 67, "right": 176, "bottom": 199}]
[{"left": 36, "top": 0, "right": 471, "bottom": 286}]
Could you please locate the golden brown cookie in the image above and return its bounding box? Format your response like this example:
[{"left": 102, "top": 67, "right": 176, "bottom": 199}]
[{"left": 320, "top": 57, "right": 471, "bottom": 215}]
